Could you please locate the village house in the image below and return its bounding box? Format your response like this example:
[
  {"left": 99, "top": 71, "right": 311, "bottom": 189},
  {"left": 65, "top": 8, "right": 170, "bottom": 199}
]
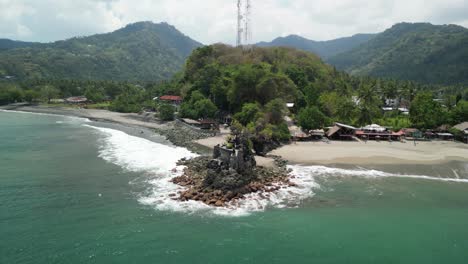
[
  {"left": 155, "top": 95, "right": 183, "bottom": 107},
  {"left": 326, "top": 123, "right": 356, "bottom": 140},
  {"left": 66, "top": 96, "right": 88, "bottom": 104},
  {"left": 356, "top": 124, "right": 403, "bottom": 141},
  {"left": 453, "top": 122, "right": 468, "bottom": 144},
  {"left": 401, "top": 128, "right": 423, "bottom": 140}
]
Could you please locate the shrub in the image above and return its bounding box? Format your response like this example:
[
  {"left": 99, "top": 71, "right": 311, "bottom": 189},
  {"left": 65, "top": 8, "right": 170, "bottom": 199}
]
[{"left": 159, "top": 104, "right": 175, "bottom": 121}]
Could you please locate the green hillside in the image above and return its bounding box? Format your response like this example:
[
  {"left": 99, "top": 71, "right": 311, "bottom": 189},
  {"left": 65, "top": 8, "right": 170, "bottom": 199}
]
[
  {"left": 0, "top": 39, "right": 38, "bottom": 51},
  {"left": 328, "top": 23, "right": 468, "bottom": 85},
  {"left": 256, "top": 34, "right": 375, "bottom": 59},
  {"left": 0, "top": 22, "right": 202, "bottom": 81}
]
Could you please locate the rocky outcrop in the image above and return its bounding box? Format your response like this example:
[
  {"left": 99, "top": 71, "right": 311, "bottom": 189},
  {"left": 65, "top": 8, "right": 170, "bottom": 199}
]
[
  {"left": 154, "top": 120, "right": 215, "bottom": 152},
  {"left": 171, "top": 134, "right": 294, "bottom": 207}
]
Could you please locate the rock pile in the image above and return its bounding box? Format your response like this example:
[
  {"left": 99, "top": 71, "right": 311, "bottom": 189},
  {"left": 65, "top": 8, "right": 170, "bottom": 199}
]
[
  {"left": 154, "top": 120, "right": 215, "bottom": 151},
  {"left": 171, "top": 134, "right": 295, "bottom": 207}
]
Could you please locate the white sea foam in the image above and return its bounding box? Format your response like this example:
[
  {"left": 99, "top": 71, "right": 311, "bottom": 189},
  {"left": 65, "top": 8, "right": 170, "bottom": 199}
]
[
  {"left": 84, "top": 125, "right": 196, "bottom": 174},
  {"left": 84, "top": 124, "right": 320, "bottom": 216},
  {"left": 288, "top": 165, "right": 468, "bottom": 183},
  {"left": 84, "top": 124, "right": 468, "bottom": 217}
]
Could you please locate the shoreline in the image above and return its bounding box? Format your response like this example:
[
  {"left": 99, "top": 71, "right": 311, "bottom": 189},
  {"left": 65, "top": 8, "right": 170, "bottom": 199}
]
[
  {"left": 0, "top": 104, "right": 167, "bottom": 129},
  {"left": 3, "top": 104, "right": 468, "bottom": 167},
  {"left": 0, "top": 104, "right": 213, "bottom": 154}
]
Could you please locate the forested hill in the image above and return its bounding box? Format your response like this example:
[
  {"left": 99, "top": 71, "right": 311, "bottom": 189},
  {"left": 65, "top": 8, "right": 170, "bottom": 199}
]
[
  {"left": 327, "top": 23, "right": 468, "bottom": 85},
  {"left": 256, "top": 34, "right": 375, "bottom": 59},
  {"left": 0, "top": 22, "right": 202, "bottom": 81},
  {"left": 0, "top": 39, "right": 38, "bottom": 51}
]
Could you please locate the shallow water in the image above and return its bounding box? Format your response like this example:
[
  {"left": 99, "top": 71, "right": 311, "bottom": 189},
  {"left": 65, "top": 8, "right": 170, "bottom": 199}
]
[{"left": 1, "top": 110, "right": 468, "bottom": 264}]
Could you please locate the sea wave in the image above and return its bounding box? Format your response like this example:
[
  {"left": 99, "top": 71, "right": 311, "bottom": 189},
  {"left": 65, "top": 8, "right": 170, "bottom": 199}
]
[
  {"left": 84, "top": 124, "right": 319, "bottom": 216},
  {"left": 289, "top": 165, "right": 468, "bottom": 183},
  {"left": 84, "top": 124, "right": 468, "bottom": 217}
]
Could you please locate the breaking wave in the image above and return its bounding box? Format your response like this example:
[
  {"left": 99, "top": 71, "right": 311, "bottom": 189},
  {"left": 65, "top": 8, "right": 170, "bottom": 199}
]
[
  {"left": 84, "top": 124, "right": 468, "bottom": 217},
  {"left": 84, "top": 124, "right": 319, "bottom": 216},
  {"left": 289, "top": 165, "right": 468, "bottom": 183}
]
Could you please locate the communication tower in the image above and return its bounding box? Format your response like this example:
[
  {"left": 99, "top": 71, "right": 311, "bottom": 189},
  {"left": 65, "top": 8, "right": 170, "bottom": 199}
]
[{"left": 236, "top": 0, "right": 252, "bottom": 49}]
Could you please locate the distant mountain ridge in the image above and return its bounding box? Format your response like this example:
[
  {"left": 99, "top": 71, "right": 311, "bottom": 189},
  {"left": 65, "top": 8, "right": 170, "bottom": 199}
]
[
  {"left": 0, "top": 39, "right": 38, "bottom": 51},
  {"left": 328, "top": 22, "right": 468, "bottom": 85},
  {"left": 0, "top": 21, "right": 202, "bottom": 81},
  {"left": 256, "top": 33, "right": 375, "bottom": 59}
]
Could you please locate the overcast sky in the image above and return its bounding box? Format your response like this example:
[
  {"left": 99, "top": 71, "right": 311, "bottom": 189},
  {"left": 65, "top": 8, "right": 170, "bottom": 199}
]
[{"left": 1, "top": 0, "right": 467, "bottom": 44}]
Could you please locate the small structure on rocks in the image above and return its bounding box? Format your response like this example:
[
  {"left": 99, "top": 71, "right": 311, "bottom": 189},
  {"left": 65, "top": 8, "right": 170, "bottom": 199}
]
[
  {"left": 206, "top": 134, "right": 257, "bottom": 190},
  {"left": 171, "top": 133, "right": 293, "bottom": 207}
]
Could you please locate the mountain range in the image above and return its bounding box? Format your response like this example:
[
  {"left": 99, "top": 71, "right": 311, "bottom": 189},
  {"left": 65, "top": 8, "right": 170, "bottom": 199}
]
[
  {"left": 0, "top": 22, "right": 202, "bottom": 82},
  {"left": 259, "top": 23, "right": 468, "bottom": 85},
  {"left": 327, "top": 23, "right": 468, "bottom": 85},
  {"left": 1, "top": 21, "right": 467, "bottom": 85},
  {"left": 256, "top": 33, "right": 375, "bottom": 60}
]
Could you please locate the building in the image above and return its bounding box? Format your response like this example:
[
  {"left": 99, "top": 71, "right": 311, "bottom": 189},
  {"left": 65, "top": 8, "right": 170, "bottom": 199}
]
[
  {"left": 327, "top": 123, "right": 356, "bottom": 140},
  {"left": 66, "top": 96, "right": 88, "bottom": 104},
  {"left": 356, "top": 124, "right": 403, "bottom": 141},
  {"left": 435, "top": 133, "right": 454, "bottom": 141},
  {"left": 181, "top": 118, "right": 202, "bottom": 127},
  {"left": 200, "top": 119, "right": 218, "bottom": 130},
  {"left": 401, "top": 128, "right": 423, "bottom": 139},
  {"left": 398, "top": 107, "right": 410, "bottom": 115},
  {"left": 385, "top": 98, "right": 399, "bottom": 107},
  {"left": 453, "top": 122, "right": 468, "bottom": 143},
  {"left": 310, "top": 129, "right": 325, "bottom": 140},
  {"left": 156, "top": 95, "right": 183, "bottom": 106}
]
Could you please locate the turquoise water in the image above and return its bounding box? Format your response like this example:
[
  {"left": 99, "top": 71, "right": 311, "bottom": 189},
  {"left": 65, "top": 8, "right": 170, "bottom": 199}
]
[{"left": 1, "top": 111, "right": 468, "bottom": 264}]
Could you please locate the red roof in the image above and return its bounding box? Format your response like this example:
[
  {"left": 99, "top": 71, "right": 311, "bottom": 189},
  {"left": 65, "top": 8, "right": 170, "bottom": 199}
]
[{"left": 159, "top": 95, "right": 182, "bottom": 101}]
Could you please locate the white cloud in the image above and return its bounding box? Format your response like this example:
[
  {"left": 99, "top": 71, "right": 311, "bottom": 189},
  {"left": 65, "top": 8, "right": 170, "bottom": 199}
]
[{"left": 0, "top": 0, "right": 467, "bottom": 43}]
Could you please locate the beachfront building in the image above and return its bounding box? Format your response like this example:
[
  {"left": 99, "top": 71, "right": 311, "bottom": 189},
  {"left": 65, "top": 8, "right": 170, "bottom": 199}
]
[
  {"left": 435, "top": 133, "right": 454, "bottom": 141},
  {"left": 453, "top": 122, "right": 468, "bottom": 143},
  {"left": 155, "top": 95, "right": 183, "bottom": 107},
  {"left": 326, "top": 123, "right": 356, "bottom": 140},
  {"left": 356, "top": 124, "right": 403, "bottom": 141},
  {"left": 200, "top": 119, "right": 218, "bottom": 130},
  {"left": 66, "top": 96, "right": 88, "bottom": 104},
  {"left": 181, "top": 118, "right": 202, "bottom": 127},
  {"left": 401, "top": 128, "right": 423, "bottom": 140},
  {"left": 310, "top": 129, "right": 325, "bottom": 140}
]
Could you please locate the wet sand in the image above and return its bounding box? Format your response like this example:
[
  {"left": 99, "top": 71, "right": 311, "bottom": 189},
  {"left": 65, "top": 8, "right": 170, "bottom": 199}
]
[
  {"left": 1, "top": 105, "right": 167, "bottom": 130},
  {"left": 5, "top": 105, "right": 467, "bottom": 167}
]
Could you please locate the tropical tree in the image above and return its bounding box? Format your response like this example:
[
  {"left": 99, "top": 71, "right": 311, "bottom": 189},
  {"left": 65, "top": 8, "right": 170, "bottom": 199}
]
[
  {"left": 40, "top": 85, "right": 60, "bottom": 103},
  {"left": 297, "top": 106, "right": 328, "bottom": 131},
  {"left": 158, "top": 104, "right": 175, "bottom": 121},
  {"left": 451, "top": 100, "right": 468, "bottom": 124},
  {"left": 410, "top": 92, "right": 446, "bottom": 129}
]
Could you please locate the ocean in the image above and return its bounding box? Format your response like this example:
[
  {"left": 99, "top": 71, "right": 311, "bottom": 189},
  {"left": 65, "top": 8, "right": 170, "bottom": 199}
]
[{"left": 1, "top": 110, "right": 468, "bottom": 264}]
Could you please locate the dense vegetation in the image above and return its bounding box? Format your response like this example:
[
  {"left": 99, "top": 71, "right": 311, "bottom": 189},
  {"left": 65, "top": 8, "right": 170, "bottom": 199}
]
[
  {"left": 328, "top": 23, "right": 468, "bottom": 85},
  {"left": 0, "top": 22, "right": 202, "bottom": 82},
  {"left": 154, "top": 45, "right": 466, "bottom": 146},
  {"left": 0, "top": 39, "right": 37, "bottom": 51},
  {"left": 257, "top": 34, "right": 375, "bottom": 59},
  {"left": 1, "top": 45, "right": 467, "bottom": 148}
]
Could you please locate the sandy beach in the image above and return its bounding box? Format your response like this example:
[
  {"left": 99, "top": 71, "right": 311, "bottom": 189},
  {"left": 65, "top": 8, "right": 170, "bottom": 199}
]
[
  {"left": 270, "top": 140, "right": 468, "bottom": 165},
  {"left": 4, "top": 104, "right": 468, "bottom": 166},
  {"left": 0, "top": 104, "right": 166, "bottom": 130}
]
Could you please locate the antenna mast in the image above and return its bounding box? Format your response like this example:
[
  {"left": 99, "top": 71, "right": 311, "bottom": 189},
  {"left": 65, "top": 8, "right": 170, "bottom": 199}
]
[
  {"left": 236, "top": 0, "right": 243, "bottom": 47},
  {"left": 244, "top": 0, "right": 252, "bottom": 46},
  {"left": 236, "top": 0, "right": 252, "bottom": 49}
]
